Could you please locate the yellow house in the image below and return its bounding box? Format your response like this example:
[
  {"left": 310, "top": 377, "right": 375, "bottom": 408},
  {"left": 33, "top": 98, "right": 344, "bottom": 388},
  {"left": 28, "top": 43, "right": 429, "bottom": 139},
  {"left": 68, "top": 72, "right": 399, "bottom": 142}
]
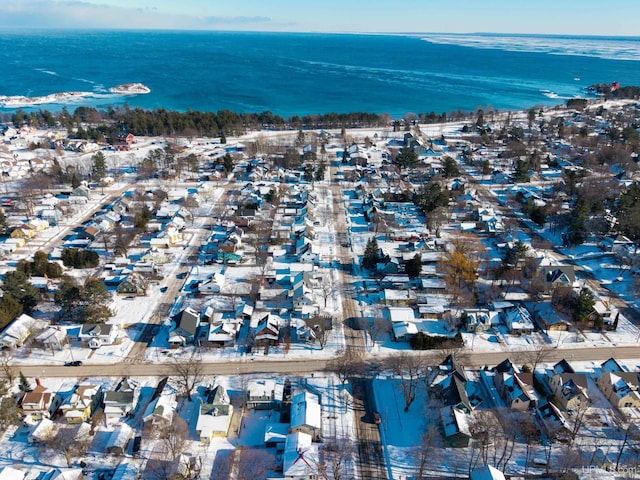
[
  {"left": 61, "top": 384, "right": 103, "bottom": 424},
  {"left": 196, "top": 385, "right": 233, "bottom": 443},
  {"left": 549, "top": 372, "right": 589, "bottom": 411},
  {"left": 597, "top": 372, "right": 640, "bottom": 409},
  {"left": 26, "top": 219, "right": 49, "bottom": 232},
  {"left": 11, "top": 227, "right": 34, "bottom": 239}
]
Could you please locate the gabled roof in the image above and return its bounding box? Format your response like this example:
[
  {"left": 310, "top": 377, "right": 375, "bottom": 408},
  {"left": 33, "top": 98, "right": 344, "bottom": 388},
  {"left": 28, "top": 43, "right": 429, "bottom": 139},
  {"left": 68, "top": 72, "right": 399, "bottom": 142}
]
[
  {"left": 291, "top": 391, "right": 321, "bottom": 430},
  {"left": 174, "top": 307, "right": 200, "bottom": 336}
]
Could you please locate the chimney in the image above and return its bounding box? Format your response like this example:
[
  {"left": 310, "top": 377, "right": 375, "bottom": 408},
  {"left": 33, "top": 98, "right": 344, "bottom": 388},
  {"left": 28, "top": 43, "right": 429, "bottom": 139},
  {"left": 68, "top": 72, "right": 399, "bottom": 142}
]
[{"left": 35, "top": 378, "right": 41, "bottom": 387}]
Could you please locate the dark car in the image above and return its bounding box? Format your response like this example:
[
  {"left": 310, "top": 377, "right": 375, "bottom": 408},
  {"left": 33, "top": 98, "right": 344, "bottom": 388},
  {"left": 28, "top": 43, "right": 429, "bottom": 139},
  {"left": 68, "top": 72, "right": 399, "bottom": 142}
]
[
  {"left": 131, "top": 436, "right": 142, "bottom": 457},
  {"left": 373, "top": 411, "right": 381, "bottom": 424},
  {"left": 64, "top": 360, "right": 83, "bottom": 367}
]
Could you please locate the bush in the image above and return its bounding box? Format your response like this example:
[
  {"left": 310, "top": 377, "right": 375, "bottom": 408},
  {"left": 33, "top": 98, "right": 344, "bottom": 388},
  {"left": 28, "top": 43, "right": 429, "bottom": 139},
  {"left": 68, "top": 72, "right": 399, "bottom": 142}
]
[
  {"left": 410, "top": 332, "right": 464, "bottom": 350},
  {"left": 61, "top": 248, "right": 100, "bottom": 269}
]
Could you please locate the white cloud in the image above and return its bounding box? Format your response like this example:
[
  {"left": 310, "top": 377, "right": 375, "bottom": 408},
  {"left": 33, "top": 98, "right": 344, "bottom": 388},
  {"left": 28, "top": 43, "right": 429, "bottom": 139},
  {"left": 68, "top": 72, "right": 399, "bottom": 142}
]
[{"left": 1, "top": 1, "right": 274, "bottom": 30}]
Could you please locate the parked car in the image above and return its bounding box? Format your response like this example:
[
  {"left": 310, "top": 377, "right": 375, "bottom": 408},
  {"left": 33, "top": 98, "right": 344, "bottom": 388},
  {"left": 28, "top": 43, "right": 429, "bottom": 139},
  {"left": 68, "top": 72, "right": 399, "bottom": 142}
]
[{"left": 64, "top": 360, "right": 83, "bottom": 367}]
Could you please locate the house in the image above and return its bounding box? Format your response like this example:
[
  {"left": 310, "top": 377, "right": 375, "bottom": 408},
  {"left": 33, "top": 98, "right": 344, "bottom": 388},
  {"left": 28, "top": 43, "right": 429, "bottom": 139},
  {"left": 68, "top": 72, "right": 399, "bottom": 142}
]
[
  {"left": 196, "top": 385, "right": 233, "bottom": 443},
  {"left": 116, "top": 273, "right": 148, "bottom": 296},
  {"left": 103, "top": 377, "right": 138, "bottom": 424},
  {"left": 0, "top": 467, "right": 25, "bottom": 480},
  {"left": 0, "top": 313, "right": 40, "bottom": 348},
  {"left": 204, "top": 319, "right": 240, "bottom": 348},
  {"left": 169, "top": 307, "right": 201, "bottom": 347},
  {"left": 596, "top": 370, "right": 640, "bottom": 409},
  {"left": 61, "top": 383, "right": 103, "bottom": 423},
  {"left": 254, "top": 314, "right": 280, "bottom": 348},
  {"left": 264, "top": 422, "right": 289, "bottom": 448},
  {"left": 392, "top": 321, "right": 418, "bottom": 342},
  {"left": 493, "top": 359, "right": 537, "bottom": 411},
  {"left": 246, "top": 379, "right": 279, "bottom": 410},
  {"left": 501, "top": 305, "right": 534, "bottom": 335},
  {"left": 471, "top": 465, "right": 507, "bottom": 480},
  {"left": 548, "top": 360, "right": 590, "bottom": 411},
  {"left": 33, "top": 327, "right": 67, "bottom": 351},
  {"left": 464, "top": 309, "right": 494, "bottom": 333},
  {"left": 142, "top": 378, "right": 177, "bottom": 429},
  {"left": 283, "top": 432, "right": 319, "bottom": 480},
  {"left": 72, "top": 186, "right": 91, "bottom": 199},
  {"left": 111, "top": 130, "right": 135, "bottom": 151},
  {"left": 590, "top": 299, "right": 620, "bottom": 331},
  {"left": 78, "top": 323, "right": 119, "bottom": 349},
  {"left": 106, "top": 424, "right": 133, "bottom": 455},
  {"left": 290, "top": 391, "right": 321, "bottom": 441},
  {"left": 18, "top": 379, "right": 55, "bottom": 421},
  {"left": 198, "top": 272, "right": 226, "bottom": 294},
  {"left": 428, "top": 354, "right": 473, "bottom": 412},
  {"left": 537, "top": 402, "right": 571, "bottom": 443},
  {"left": 440, "top": 405, "right": 472, "bottom": 447},
  {"left": 381, "top": 288, "right": 414, "bottom": 306},
  {"left": 610, "top": 375, "right": 640, "bottom": 414},
  {"left": 28, "top": 418, "right": 54, "bottom": 444},
  {"left": 541, "top": 265, "right": 576, "bottom": 291},
  {"left": 533, "top": 301, "right": 571, "bottom": 332}
]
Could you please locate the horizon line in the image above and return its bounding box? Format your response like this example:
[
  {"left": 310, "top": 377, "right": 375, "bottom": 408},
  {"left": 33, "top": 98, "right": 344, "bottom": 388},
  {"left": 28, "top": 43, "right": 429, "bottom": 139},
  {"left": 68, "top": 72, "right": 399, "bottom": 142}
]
[{"left": 0, "top": 27, "right": 638, "bottom": 39}]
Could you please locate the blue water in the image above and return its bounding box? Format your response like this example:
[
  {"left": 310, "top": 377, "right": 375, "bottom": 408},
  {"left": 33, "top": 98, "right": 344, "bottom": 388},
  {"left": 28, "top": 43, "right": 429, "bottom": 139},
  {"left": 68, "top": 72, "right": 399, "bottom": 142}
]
[{"left": 0, "top": 30, "right": 639, "bottom": 117}]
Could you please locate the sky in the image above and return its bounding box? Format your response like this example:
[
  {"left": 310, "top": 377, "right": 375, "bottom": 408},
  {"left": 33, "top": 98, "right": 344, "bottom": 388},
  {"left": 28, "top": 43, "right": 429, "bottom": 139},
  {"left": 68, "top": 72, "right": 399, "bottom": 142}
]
[{"left": 2, "top": 0, "right": 639, "bottom": 36}]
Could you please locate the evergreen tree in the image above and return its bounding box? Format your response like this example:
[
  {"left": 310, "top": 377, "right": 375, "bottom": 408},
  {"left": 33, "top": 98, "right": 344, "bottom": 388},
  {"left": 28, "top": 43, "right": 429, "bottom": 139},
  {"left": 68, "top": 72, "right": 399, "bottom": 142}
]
[
  {"left": 0, "top": 380, "right": 21, "bottom": 430},
  {"left": 394, "top": 147, "right": 419, "bottom": 170},
  {"left": 573, "top": 287, "right": 595, "bottom": 324},
  {"left": 303, "top": 164, "right": 314, "bottom": 182},
  {"left": 0, "top": 295, "right": 23, "bottom": 330},
  {"left": 2, "top": 271, "right": 38, "bottom": 313},
  {"left": 91, "top": 151, "right": 106, "bottom": 182},
  {"left": 71, "top": 172, "right": 81, "bottom": 189},
  {"left": 362, "top": 237, "right": 381, "bottom": 271},
  {"left": 18, "top": 372, "right": 32, "bottom": 392},
  {"left": 220, "top": 130, "right": 227, "bottom": 144},
  {"left": 223, "top": 153, "right": 234, "bottom": 173},
  {"left": 442, "top": 156, "right": 461, "bottom": 178},
  {"left": 405, "top": 254, "right": 422, "bottom": 278}
]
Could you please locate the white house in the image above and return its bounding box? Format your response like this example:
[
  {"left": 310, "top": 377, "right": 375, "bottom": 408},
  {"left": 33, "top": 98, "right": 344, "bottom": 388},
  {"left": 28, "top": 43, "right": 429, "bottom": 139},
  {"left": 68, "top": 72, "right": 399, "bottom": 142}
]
[
  {"left": 198, "top": 272, "right": 226, "bottom": 294},
  {"left": 28, "top": 418, "right": 54, "bottom": 444},
  {"left": 78, "top": 324, "right": 119, "bottom": 349},
  {"left": 0, "top": 313, "right": 41, "bottom": 348},
  {"left": 283, "top": 432, "right": 319, "bottom": 480},
  {"left": 290, "top": 391, "right": 321, "bottom": 441}
]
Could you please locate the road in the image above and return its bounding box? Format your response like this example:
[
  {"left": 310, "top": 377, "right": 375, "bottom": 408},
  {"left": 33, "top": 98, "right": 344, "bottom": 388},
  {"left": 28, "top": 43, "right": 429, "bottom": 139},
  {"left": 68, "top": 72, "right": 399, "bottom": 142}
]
[
  {"left": 18, "top": 343, "right": 640, "bottom": 379},
  {"left": 328, "top": 166, "right": 389, "bottom": 480}
]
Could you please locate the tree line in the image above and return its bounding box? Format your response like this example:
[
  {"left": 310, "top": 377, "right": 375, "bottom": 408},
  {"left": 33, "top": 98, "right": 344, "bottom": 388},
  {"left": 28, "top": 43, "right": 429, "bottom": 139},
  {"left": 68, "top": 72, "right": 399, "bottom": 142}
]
[{"left": 6, "top": 104, "right": 470, "bottom": 141}]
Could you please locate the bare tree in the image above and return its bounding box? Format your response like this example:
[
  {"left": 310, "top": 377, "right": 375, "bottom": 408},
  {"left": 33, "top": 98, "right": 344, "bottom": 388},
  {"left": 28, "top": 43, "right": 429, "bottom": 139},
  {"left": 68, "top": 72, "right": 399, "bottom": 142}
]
[
  {"left": 568, "top": 401, "right": 589, "bottom": 448},
  {"left": 319, "top": 437, "right": 356, "bottom": 480},
  {"left": 0, "top": 351, "right": 15, "bottom": 385},
  {"left": 309, "top": 314, "right": 332, "bottom": 350},
  {"left": 158, "top": 412, "right": 189, "bottom": 460},
  {"left": 319, "top": 275, "right": 336, "bottom": 309},
  {"left": 365, "top": 314, "right": 392, "bottom": 347},
  {"left": 173, "top": 351, "right": 204, "bottom": 401},
  {"left": 384, "top": 352, "right": 426, "bottom": 412},
  {"left": 325, "top": 349, "right": 365, "bottom": 387},
  {"left": 517, "top": 344, "right": 553, "bottom": 373},
  {"left": 413, "top": 403, "right": 443, "bottom": 479},
  {"left": 44, "top": 424, "right": 91, "bottom": 468},
  {"left": 235, "top": 447, "right": 276, "bottom": 480},
  {"left": 615, "top": 423, "right": 640, "bottom": 470}
]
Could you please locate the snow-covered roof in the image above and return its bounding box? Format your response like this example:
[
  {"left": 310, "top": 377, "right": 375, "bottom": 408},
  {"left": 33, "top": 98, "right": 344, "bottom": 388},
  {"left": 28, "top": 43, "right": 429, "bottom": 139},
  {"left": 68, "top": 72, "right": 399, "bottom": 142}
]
[
  {"left": 283, "top": 432, "right": 318, "bottom": 478},
  {"left": 387, "top": 306, "right": 416, "bottom": 323},
  {"left": 291, "top": 391, "right": 321, "bottom": 431}
]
